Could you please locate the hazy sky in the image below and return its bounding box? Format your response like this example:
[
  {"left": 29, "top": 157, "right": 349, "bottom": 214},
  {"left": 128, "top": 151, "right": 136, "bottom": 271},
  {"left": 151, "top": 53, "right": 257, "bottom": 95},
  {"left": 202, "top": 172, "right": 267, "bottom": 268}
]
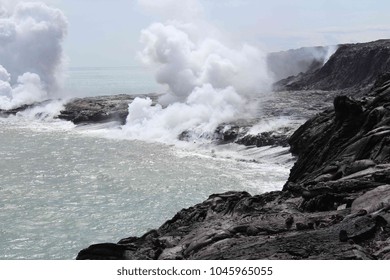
[{"left": 30, "top": 0, "right": 390, "bottom": 67}]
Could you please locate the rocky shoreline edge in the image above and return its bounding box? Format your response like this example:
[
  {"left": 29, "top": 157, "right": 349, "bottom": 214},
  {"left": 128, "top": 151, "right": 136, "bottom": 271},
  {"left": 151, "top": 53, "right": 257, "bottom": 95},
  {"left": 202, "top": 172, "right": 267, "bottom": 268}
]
[
  {"left": 76, "top": 77, "right": 390, "bottom": 259},
  {"left": 75, "top": 40, "right": 390, "bottom": 260},
  {"left": 2, "top": 39, "right": 390, "bottom": 260}
]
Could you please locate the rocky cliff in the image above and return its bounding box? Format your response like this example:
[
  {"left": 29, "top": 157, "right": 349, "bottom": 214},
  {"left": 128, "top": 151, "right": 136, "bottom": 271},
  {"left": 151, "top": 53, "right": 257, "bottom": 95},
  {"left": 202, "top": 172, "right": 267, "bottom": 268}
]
[
  {"left": 275, "top": 39, "right": 390, "bottom": 92},
  {"left": 77, "top": 77, "right": 390, "bottom": 260}
]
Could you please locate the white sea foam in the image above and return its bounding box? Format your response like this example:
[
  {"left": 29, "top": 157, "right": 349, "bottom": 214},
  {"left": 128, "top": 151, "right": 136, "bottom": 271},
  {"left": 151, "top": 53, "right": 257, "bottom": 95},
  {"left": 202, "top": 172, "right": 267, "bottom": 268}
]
[{"left": 248, "top": 117, "right": 304, "bottom": 135}]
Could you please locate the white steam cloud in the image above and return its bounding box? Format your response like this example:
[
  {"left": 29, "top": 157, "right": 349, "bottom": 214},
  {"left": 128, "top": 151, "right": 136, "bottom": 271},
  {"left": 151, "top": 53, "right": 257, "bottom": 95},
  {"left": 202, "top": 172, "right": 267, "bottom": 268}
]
[
  {"left": 124, "top": 1, "right": 272, "bottom": 142},
  {"left": 139, "top": 22, "right": 271, "bottom": 102},
  {"left": 0, "top": 1, "right": 67, "bottom": 110}
]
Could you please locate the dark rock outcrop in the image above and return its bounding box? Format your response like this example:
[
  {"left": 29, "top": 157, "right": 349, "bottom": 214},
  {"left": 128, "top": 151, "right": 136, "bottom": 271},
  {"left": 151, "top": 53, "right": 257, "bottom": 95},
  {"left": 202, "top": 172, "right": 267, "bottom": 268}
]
[
  {"left": 77, "top": 77, "right": 390, "bottom": 260},
  {"left": 0, "top": 104, "right": 32, "bottom": 116},
  {"left": 0, "top": 100, "right": 53, "bottom": 117},
  {"left": 285, "top": 84, "right": 390, "bottom": 187},
  {"left": 58, "top": 94, "right": 160, "bottom": 125},
  {"left": 276, "top": 39, "right": 390, "bottom": 92},
  {"left": 77, "top": 188, "right": 390, "bottom": 260},
  {"left": 179, "top": 122, "right": 294, "bottom": 148},
  {"left": 236, "top": 130, "right": 290, "bottom": 147}
]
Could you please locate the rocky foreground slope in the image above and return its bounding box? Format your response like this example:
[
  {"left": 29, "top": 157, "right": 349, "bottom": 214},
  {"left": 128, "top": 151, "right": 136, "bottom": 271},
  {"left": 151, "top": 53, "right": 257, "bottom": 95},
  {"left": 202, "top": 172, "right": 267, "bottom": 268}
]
[{"left": 77, "top": 76, "right": 390, "bottom": 260}]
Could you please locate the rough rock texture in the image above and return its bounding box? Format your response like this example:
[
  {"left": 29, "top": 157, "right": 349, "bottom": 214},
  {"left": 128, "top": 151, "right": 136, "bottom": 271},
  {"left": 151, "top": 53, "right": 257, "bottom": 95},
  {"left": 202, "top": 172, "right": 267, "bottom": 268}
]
[
  {"left": 58, "top": 94, "right": 160, "bottom": 124},
  {"left": 77, "top": 188, "right": 390, "bottom": 260},
  {"left": 276, "top": 39, "right": 390, "bottom": 92},
  {"left": 286, "top": 87, "right": 390, "bottom": 187},
  {"left": 77, "top": 78, "right": 390, "bottom": 260}
]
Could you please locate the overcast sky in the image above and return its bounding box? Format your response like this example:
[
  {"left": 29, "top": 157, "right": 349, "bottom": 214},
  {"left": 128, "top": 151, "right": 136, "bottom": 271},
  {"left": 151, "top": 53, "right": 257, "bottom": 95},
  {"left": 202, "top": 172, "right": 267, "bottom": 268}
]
[{"left": 35, "top": 0, "right": 390, "bottom": 67}]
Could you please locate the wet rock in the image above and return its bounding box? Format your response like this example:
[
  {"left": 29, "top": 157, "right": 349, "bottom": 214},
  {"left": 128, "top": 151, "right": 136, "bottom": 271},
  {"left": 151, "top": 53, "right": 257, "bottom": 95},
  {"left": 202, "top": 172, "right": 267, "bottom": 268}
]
[
  {"left": 236, "top": 131, "right": 289, "bottom": 147},
  {"left": 215, "top": 125, "right": 241, "bottom": 142},
  {"left": 0, "top": 100, "right": 54, "bottom": 117},
  {"left": 0, "top": 104, "right": 32, "bottom": 116},
  {"left": 58, "top": 94, "right": 160, "bottom": 125},
  {"left": 76, "top": 243, "right": 130, "bottom": 260},
  {"left": 179, "top": 121, "right": 292, "bottom": 148}
]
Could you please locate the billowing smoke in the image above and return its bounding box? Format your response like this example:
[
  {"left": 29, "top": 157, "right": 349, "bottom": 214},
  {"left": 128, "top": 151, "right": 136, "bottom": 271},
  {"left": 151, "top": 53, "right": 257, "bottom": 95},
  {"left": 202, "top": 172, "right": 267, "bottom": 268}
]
[
  {"left": 139, "top": 22, "right": 271, "bottom": 103},
  {"left": 123, "top": 1, "right": 272, "bottom": 142},
  {"left": 0, "top": 1, "right": 67, "bottom": 110}
]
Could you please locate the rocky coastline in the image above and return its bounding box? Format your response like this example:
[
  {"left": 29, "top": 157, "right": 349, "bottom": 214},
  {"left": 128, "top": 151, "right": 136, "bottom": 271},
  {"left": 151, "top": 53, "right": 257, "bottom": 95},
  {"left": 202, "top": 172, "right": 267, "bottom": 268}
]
[
  {"left": 2, "top": 39, "right": 390, "bottom": 260},
  {"left": 76, "top": 79, "right": 390, "bottom": 259},
  {"left": 76, "top": 40, "right": 390, "bottom": 260}
]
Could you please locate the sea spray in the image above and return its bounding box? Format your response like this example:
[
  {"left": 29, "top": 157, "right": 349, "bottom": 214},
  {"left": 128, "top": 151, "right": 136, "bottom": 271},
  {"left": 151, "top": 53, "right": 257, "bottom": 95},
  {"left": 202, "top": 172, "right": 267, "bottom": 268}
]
[
  {"left": 0, "top": 1, "right": 67, "bottom": 110},
  {"left": 123, "top": 85, "right": 245, "bottom": 142}
]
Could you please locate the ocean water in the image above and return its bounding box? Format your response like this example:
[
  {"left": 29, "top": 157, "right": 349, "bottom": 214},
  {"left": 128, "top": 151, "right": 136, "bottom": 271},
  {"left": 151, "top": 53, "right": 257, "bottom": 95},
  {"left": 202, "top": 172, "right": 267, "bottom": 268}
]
[
  {"left": 63, "top": 66, "right": 166, "bottom": 97},
  {"left": 0, "top": 66, "right": 295, "bottom": 259}
]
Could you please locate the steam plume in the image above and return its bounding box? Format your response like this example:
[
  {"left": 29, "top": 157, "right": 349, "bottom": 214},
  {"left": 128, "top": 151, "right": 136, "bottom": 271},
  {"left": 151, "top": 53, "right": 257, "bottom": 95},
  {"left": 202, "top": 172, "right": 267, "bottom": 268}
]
[
  {"left": 123, "top": 1, "right": 272, "bottom": 142},
  {"left": 0, "top": 1, "right": 67, "bottom": 110}
]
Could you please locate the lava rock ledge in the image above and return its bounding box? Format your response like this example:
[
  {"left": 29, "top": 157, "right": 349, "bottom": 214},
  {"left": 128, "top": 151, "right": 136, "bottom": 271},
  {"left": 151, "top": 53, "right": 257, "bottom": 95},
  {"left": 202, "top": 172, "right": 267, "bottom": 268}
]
[{"left": 77, "top": 78, "right": 390, "bottom": 260}]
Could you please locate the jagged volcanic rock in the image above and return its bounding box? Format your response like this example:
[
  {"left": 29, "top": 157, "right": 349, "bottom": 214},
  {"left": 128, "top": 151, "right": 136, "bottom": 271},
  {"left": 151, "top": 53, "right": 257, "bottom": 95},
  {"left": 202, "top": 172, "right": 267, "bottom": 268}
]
[
  {"left": 77, "top": 77, "right": 390, "bottom": 260},
  {"left": 69, "top": 39, "right": 390, "bottom": 260},
  {"left": 286, "top": 82, "right": 390, "bottom": 187}
]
